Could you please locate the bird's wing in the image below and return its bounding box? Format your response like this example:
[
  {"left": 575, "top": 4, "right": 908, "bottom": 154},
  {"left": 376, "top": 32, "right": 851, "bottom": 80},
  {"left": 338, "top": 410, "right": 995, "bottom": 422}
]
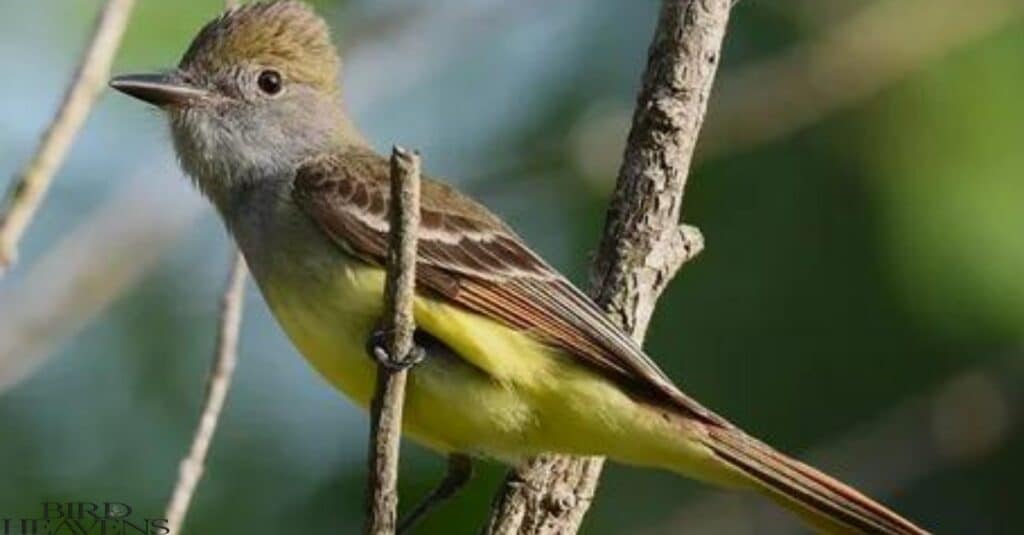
[{"left": 292, "top": 149, "right": 729, "bottom": 428}]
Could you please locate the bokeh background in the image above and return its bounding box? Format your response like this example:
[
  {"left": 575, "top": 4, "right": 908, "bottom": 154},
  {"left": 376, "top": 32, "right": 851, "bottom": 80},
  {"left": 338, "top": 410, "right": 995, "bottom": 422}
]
[{"left": 1, "top": 0, "right": 1022, "bottom": 533}]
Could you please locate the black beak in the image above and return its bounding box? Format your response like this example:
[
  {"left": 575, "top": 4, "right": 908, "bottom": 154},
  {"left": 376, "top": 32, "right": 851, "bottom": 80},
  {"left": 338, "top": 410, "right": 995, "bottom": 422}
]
[{"left": 109, "top": 73, "right": 210, "bottom": 108}]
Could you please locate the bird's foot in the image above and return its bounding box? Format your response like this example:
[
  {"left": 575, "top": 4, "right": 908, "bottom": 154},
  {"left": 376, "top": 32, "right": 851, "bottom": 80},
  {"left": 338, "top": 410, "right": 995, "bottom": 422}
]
[
  {"left": 397, "top": 454, "right": 473, "bottom": 534},
  {"left": 366, "top": 329, "right": 426, "bottom": 371}
]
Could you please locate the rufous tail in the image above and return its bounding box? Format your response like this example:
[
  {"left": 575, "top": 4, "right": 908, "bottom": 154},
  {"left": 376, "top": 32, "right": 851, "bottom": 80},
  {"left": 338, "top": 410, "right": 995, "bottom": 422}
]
[{"left": 702, "top": 426, "right": 930, "bottom": 534}]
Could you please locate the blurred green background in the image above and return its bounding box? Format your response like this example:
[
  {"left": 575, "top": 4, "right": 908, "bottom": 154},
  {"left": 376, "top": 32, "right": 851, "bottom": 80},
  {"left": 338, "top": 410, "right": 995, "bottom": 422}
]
[{"left": 1, "top": 0, "right": 1022, "bottom": 533}]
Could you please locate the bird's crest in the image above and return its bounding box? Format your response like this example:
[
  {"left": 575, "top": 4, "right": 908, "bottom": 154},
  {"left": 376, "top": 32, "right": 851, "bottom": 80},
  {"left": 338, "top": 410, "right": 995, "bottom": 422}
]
[{"left": 180, "top": 1, "right": 339, "bottom": 92}]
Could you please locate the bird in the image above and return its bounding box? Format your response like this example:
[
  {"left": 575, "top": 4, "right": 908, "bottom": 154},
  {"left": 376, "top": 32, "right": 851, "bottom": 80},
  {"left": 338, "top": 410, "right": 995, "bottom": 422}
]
[{"left": 109, "top": 2, "right": 930, "bottom": 533}]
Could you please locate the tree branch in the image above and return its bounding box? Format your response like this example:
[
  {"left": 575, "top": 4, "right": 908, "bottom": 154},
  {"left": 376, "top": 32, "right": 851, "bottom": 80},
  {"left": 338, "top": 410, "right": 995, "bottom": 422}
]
[
  {"left": 164, "top": 251, "right": 247, "bottom": 534},
  {"left": 0, "top": 0, "right": 137, "bottom": 275},
  {"left": 365, "top": 147, "right": 422, "bottom": 535},
  {"left": 484, "top": 1, "right": 731, "bottom": 533}
]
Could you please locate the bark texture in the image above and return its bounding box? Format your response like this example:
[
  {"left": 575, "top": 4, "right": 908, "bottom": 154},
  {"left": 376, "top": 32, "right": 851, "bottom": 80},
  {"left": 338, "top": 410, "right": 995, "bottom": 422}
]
[
  {"left": 365, "top": 147, "right": 422, "bottom": 535},
  {"left": 484, "top": 1, "right": 731, "bottom": 533}
]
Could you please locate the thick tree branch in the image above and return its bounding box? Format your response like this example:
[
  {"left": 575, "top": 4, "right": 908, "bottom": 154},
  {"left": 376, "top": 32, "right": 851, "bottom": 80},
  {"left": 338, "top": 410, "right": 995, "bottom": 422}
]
[
  {"left": 484, "top": 1, "right": 731, "bottom": 533},
  {"left": 365, "top": 147, "right": 422, "bottom": 535},
  {"left": 164, "top": 252, "right": 247, "bottom": 534},
  {"left": 0, "top": 0, "right": 137, "bottom": 275}
]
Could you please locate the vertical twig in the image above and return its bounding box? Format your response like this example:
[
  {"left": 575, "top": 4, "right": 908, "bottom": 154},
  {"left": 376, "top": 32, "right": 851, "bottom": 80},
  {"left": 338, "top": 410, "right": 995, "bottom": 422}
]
[
  {"left": 484, "top": 1, "right": 732, "bottom": 533},
  {"left": 0, "top": 0, "right": 137, "bottom": 275},
  {"left": 365, "top": 147, "right": 422, "bottom": 535},
  {"left": 164, "top": 252, "right": 247, "bottom": 533}
]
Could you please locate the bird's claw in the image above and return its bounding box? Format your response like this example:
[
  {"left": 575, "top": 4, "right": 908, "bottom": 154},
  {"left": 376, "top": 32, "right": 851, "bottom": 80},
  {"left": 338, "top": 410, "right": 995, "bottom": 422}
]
[{"left": 366, "top": 329, "right": 425, "bottom": 371}]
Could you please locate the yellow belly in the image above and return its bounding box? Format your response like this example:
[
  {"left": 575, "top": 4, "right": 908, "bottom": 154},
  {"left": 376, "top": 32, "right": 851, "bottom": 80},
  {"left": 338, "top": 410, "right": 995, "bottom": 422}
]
[
  {"left": 261, "top": 259, "right": 534, "bottom": 459},
  {"left": 258, "top": 255, "right": 724, "bottom": 477}
]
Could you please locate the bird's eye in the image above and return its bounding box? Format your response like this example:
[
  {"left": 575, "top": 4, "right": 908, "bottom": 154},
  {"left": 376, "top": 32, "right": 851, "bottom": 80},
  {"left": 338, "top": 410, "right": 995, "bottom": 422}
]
[{"left": 257, "top": 70, "right": 283, "bottom": 95}]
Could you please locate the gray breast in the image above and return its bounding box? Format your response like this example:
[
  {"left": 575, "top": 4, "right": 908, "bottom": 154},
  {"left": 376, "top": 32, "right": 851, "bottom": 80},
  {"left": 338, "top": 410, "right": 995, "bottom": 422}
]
[{"left": 225, "top": 178, "right": 344, "bottom": 288}]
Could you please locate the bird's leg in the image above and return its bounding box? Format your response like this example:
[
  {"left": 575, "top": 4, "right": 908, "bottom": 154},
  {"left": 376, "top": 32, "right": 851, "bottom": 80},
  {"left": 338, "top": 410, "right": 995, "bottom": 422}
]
[
  {"left": 365, "top": 327, "right": 426, "bottom": 370},
  {"left": 397, "top": 454, "right": 474, "bottom": 534}
]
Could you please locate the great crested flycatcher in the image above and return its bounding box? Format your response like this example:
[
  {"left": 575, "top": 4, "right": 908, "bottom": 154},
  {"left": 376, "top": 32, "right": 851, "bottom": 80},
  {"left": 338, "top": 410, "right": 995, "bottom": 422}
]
[{"left": 109, "top": 2, "right": 929, "bottom": 533}]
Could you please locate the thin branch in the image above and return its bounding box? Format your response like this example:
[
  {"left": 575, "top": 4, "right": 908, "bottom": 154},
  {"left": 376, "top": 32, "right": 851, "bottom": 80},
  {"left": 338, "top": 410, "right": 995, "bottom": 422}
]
[
  {"left": 164, "top": 252, "right": 247, "bottom": 534},
  {"left": 365, "top": 147, "right": 422, "bottom": 535},
  {"left": 0, "top": 0, "right": 137, "bottom": 275},
  {"left": 654, "top": 356, "right": 1024, "bottom": 535},
  {"left": 700, "top": 0, "right": 1024, "bottom": 160},
  {"left": 484, "top": 1, "right": 732, "bottom": 533}
]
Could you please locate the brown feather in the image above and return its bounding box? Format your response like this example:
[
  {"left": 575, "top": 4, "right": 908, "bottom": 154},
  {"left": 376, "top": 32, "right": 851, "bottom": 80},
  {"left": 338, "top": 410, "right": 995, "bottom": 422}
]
[
  {"left": 292, "top": 147, "right": 727, "bottom": 426},
  {"left": 704, "top": 427, "right": 930, "bottom": 534},
  {"left": 180, "top": 1, "right": 339, "bottom": 94},
  {"left": 292, "top": 146, "right": 931, "bottom": 534}
]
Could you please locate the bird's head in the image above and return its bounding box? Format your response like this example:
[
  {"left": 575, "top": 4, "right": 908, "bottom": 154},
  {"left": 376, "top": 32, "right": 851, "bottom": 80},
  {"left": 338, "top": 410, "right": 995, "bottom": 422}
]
[{"left": 111, "top": 1, "right": 358, "bottom": 201}]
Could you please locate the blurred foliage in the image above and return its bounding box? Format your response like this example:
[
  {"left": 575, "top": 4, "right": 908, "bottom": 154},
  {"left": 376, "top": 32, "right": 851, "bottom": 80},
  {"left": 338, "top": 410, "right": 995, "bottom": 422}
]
[
  {"left": 0, "top": 1, "right": 1021, "bottom": 534},
  {"left": 867, "top": 27, "right": 1024, "bottom": 340}
]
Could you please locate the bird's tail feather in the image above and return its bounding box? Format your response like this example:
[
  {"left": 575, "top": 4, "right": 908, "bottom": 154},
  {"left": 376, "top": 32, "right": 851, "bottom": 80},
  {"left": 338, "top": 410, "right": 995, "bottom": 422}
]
[{"left": 701, "top": 426, "right": 929, "bottom": 534}]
